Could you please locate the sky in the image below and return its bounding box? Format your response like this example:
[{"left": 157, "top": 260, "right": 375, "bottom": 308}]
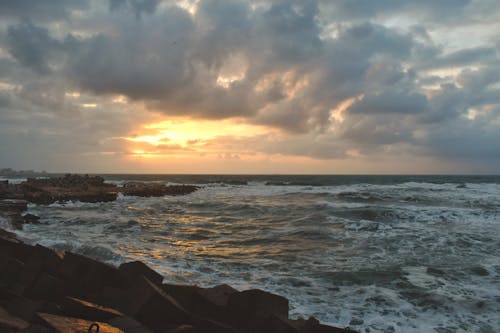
[{"left": 0, "top": 0, "right": 499, "bottom": 174}]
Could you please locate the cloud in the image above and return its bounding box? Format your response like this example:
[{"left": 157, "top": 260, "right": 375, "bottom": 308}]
[
  {"left": 109, "top": 0, "right": 160, "bottom": 17},
  {"left": 0, "top": 0, "right": 89, "bottom": 21},
  {"left": 0, "top": 0, "right": 499, "bottom": 172},
  {"left": 349, "top": 91, "right": 429, "bottom": 114},
  {"left": 6, "top": 21, "right": 63, "bottom": 74}
]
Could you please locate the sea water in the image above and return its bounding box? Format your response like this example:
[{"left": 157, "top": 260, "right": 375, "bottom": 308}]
[{"left": 5, "top": 175, "right": 499, "bottom": 333}]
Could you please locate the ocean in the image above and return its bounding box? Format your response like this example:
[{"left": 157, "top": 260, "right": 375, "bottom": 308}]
[{"left": 4, "top": 174, "right": 499, "bottom": 332}]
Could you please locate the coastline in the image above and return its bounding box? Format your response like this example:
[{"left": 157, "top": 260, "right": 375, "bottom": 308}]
[{"left": 0, "top": 175, "right": 356, "bottom": 333}]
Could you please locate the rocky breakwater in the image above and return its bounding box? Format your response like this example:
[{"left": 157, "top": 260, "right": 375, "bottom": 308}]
[
  {"left": 0, "top": 232, "right": 358, "bottom": 333},
  {"left": 18, "top": 175, "right": 119, "bottom": 205},
  {"left": 121, "top": 182, "right": 199, "bottom": 197},
  {"left": 0, "top": 174, "right": 200, "bottom": 206}
]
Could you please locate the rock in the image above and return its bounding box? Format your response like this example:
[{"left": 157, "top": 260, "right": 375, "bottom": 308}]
[
  {"left": 37, "top": 312, "right": 124, "bottom": 333},
  {"left": 167, "top": 324, "right": 198, "bottom": 333},
  {"left": 20, "top": 324, "right": 56, "bottom": 332},
  {"left": 0, "top": 237, "right": 34, "bottom": 263},
  {"left": 161, "top": 284, "right": 233, "bottom": 324},
  {"left": 164, "top": 185, "right": 199, "bottom": 196},
  {"left": 0, "top": 292, "right": 43, "bottom": 322},
  {"left": 0, "top": 175, "right": 197, "bottom": 205},
  {"left": 0, "top": 228, "right": 18, "bottom": 243},
  {"left": 228, "top": 289, "right": 289, "bottom": 320},
  {"left": 121, "top": 183, "right": 169, "bottom": 197},
  {"left": 161, "top": 284, "right": 201, "bottom": 314},
  {"left": 23, "top": 214, "right": 40, "bottom": 224},
  {"left": 0, "top": 257, "right": 25, "bottom": 290},
  {"left": 197, "top": 284, "right": 238, "bottom": 307},
  {"left": 23, "top": 273, "right": 67, "bottom": 302},
  {"left": 135, "top": 277, "right": 191, "bottom": 331},
  {"left": 59, "top": 297, "right": 123, "bottom": 322},
  {"left": 108, "top": 316, "right": 154, "bottom": 333},
  {"left": 16, "top": 245, "right": 64, "bottom": 295},
  {"left": 57, "top": 252, "right": 126, "bottom": 297},
  {"left": 119, "top": 261, "right": 163, "bottom": 286},
  {"left": 0, "top": 199, "right": 28, "bottom": 229},
  {"left": 0, "top": 306, "right": 30, "bottom": 331},
  {"left": 19, "top": 175, "right": 118, "bottom": 204},
  {"left": 120, "top": 183, "right": 199, "bottom": 197},
  {"left": 0, "top": 199, "right": 28, "bottom": 213},
  {"left": 192, "top": 318, "right": 239, "bottom": 333},
  {"left": 261, "top": 315, "right": 299, "bottom": 333},
  {"left": 470, "top": 266, "right": 489, "bottom": 276}
]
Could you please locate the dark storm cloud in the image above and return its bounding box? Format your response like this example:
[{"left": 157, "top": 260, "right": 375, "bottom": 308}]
[
  {"left": 349, "top": 91, "right": 429, "bottom": 114},
  {"left": 0, "top": 0, "right": 499, "bottom": 170},
  {"left": 6, "top": 22, "right": 61, "bottom": 74},
  {"left": 320, "top": 0, "right": 472, "bottom": 21},
  {"left": 419, "top": 46, "right": 498, "bottom": 70},
  {"left": 0, "top": 0, "right": 89, "bottom": 21},
  {"left": 109, "top": 0, "right": 159, "bottom": 17}
]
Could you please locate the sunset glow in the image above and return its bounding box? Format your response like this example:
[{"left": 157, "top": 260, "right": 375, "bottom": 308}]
[
  {"left": 127, "top": 118, "right": 271, "bottom": 147},
  {"left": 0, "top": 0, "right": 498, "bottom": 174}
]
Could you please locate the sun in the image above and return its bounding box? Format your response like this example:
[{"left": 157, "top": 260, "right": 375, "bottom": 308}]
[{"left": 124, "top": 117, "right": 271, "bottom": 157}]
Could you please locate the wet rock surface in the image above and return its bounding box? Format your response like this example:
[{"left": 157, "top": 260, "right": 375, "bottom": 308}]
[
  {"left": 0, "top": 232, "right": 357, "bottom": 333},
  {"left": 0, "top": 175, "right": 200, "bottom": 207}
]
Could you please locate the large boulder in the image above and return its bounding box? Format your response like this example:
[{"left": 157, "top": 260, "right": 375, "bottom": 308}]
[
  {"left": 0, "top": 306, "right": 30, "bottom": 331},
  {"left": 162, "top": 283, "right": 237, "bottom": 324},
  {"left": 57, "top": 252, "right": 127, "bottom": 297},
  {"left": 119, "top": 261, "right": 163, "bottom": 286},
  {"left": 59, "top": 296, "right": 123, "bottom": 322},
  {"left": 37, "top": 312, "right": 124, "bottom": 333},
  {"left": 120, "top": 183, "right": 199, "bottom": 197},
  {"left": 134, "top": 278, "right": 191, "bottom": 331}
]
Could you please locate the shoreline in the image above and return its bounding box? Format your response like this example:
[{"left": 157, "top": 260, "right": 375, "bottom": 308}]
[{"left": 0, "top": 175, "right": 357, "bottom": 332}]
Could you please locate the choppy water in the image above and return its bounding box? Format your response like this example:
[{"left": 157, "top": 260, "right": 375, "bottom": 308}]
[{"left": 5, "top": 175, "right": 500, "bottom": 333}]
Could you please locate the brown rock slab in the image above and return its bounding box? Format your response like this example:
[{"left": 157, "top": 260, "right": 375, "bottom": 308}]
[
  {"left": 18, "top": 245, "right": 64, "bottom": 296},
  {"left": 192, "top": 318, "right": 239, "bottom": 333},
  {"left": 24, "top": 273, "right": 67, "bottom": 302},
  {"left": 135, "top": 277, "right": 191, "bottom": 331},
  {"left": 0, "top": 257, "right": 25, "bottom": 290},
  {"left": 0, "top": 228, "right": 18, "bottom": 242},
  {"left": 0, "top": 306, "right": 30, "bottom": 331},
  {"left": 59, "top": 297, "right": 123, "bottom": 322},
  {"left": 161, "top": 284, "right": 200, "bottom": 312},
  {"left": 2, "top": 293, "right": 44, "bottom": 322},
  {"left": 0, "top": 199, "right": 28, "bottom": 213},
  {"left": 120, "top": 183, "right": 199, "bottom": 197},
  {"left": 37, "top": 312, "right": 124, "bottom": 333},
  {"left": 161, "top": 283, "right": 237, "bottom": 324},
  {"left": 228, "top": 289, "right": 289, "bottom": 320},
  {"left": 119, "top": 261, "right": 163, "bottom": 286},
  {"left": 21, "top": 324, "right": 57, "bottom": 333},
  {"left": 262, "top": 315, "right": 299, "bottom": 333},
  {"left": 166, "top": 325, "right": 198, "bottom": 333},
  {"left": 58, "top": 252, "right": 126, "bottom": 296},
  {"left": 0, "top": 236, "right": 34, "bottom": 262},
  {"left": 108, "top": 316, "right": 154, "bottom": 333},
  {"left": 197, "top": 284, "right": 238, "bottom": 307}
]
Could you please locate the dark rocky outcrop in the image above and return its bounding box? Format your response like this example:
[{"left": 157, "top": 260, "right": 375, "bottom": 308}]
[
  {"left": 0, "top": 175, "right": 199, "bottom": 207},
  {"left": 121, "top": 183, "right": 199, "bottom": 197},
  {"left": 0, "top": 175, "right": 200, "bottom": 230},
  {"left": 0, "top": 232, "right": 358, "bottom": 333}
]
